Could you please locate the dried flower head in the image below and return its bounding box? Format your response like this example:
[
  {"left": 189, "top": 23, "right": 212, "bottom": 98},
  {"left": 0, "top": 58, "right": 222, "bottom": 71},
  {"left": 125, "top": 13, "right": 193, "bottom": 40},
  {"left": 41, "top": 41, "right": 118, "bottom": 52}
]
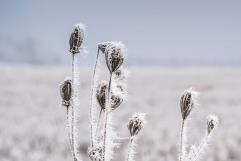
[
  {"left": 180, "top": 88, "right": 198, "bottom": 120},
  {"left": 96, "top": 81, "right": 124, "bottom": 111},
  {"left": 60, "top": 77, "right": 72, "bottom": 107},
  {"left": 98, "top": 41, "right": 125, "bottom": 73},
  {"left": 96, "top": 81, "right": 108, "bottom": 110},
  {"left": 207, "top": 115, "right": 219, "bottom": 134},
  {"left": 69, "top": 24, "right": 85, "bottom": 54},
  {"left": 88, "top": 145, "right": 103, "bottom": 161},
  {"left": 127, "top": 113, "right": 146, "bottom": 137},
  {"left": 110, "top": 93, "right": 123, "bottom": 110}
]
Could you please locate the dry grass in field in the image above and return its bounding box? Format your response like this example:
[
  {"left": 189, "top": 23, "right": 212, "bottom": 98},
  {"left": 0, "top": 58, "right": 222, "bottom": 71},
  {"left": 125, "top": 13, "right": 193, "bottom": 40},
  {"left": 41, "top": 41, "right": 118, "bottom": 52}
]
[{"left": 0, "top": 65, "right": 240, "bottom": 161}]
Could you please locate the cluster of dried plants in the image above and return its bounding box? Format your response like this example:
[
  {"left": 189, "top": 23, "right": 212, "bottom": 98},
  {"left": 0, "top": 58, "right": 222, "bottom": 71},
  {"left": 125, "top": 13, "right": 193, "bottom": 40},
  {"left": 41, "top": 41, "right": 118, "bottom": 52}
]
[{"left": 59, "top": 24, "right": 219, "bottom": 161}]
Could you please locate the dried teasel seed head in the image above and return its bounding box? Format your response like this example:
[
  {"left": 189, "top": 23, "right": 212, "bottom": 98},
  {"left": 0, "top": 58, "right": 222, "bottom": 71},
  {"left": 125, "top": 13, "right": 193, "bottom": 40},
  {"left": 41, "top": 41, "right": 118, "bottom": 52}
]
[
  {"left": 207, "top": 115, "right": 219, "bottom": 134},
  {"left": 110, "top": 93, "right": 123, "bottom": 110},
  {"left": 69, "top": 24, "right": 85, "bottom": 54},
  {"left": 98, "top": 41, "right": 125, "bottom": 73},
  {"left": 96, "top": 81, "right": 124, "bottom": 111},
  {"left": 180, "top": 88, "right": 198, "bottom": 120},
  {"left": 96, "top": 81, "right": 108, "bottom": 110},
  {"left": 59, "top": 77, "right": 72, "bottom": 107},
  {"left": 88, "top": 145, "right": 103, "bottom": 161},
  {"left": 127, "top": 113, "right": 146, "bottom": 137}
]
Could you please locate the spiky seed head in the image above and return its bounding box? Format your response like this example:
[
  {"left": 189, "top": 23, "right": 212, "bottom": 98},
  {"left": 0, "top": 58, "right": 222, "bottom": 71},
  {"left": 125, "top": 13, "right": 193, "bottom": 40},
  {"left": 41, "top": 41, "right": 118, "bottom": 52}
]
[
  {"left": 207, "top": 115, "right": 219, "bottom": 134},
  {"left": 98, "top": 41, "right": 125, "bottom": 73},
  {"left": 60, "top": 77, "right": 72, "bottom": 107},
  {"left": 96, "top": 81, "right": 108, "bottom": 110},
  {"left": 180, "top": 88, "right": 198, "bottom": 120},
  {"left": 127, "top": 113, "right": 146, "bottom": 137},
  {"left": 69, "top": 24, "right": 85, "bottom": 54},
  {"left": 96, "top": 81, "right": 124, "bottom": 111},
  {"left": 110, "top": 93, "right": 123, "bottom": 110},
  {"left": 88, "top": 146, "right": 103, "bottom": 161}
]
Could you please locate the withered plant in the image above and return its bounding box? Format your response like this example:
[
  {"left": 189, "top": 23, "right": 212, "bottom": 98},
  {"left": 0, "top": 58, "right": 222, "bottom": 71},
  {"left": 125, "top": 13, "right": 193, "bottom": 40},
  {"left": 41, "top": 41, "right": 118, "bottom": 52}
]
[{"left": 59, "top": 24, "right": 219, "bottom": 161}]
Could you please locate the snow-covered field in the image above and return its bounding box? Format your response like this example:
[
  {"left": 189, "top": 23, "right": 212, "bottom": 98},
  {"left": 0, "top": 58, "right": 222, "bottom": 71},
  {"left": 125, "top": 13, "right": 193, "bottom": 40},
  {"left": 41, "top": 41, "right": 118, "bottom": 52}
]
[{"left": 0, "top": 65, "right": 240, "bottom": 161}]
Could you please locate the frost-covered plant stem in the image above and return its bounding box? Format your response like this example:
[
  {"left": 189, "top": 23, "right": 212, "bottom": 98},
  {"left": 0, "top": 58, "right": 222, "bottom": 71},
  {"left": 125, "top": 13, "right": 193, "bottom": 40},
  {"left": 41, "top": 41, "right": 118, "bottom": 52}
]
[
  {"left": 187, "top": 115, "right": 219, "bottom": 161},
  {"left": 126, "top": 137, "right": 136, "bottom": 161},
  {"left": 188, "top": 134, "right": 210, "bottom": 161},
  {"left": 66, "top": 105, "right": 74, "bottom": 157},
  {"left": 179, "top": 120, "right": 187, "bottom": 161},
  {"left": 71, "top": 54, "right": 78, "bottom": 161},
  {"left": 103, "top": 73, "right": 113, "bottom": 161},
  {"left": 179, "top": 89, "right": 197, "bottom": 161},
  {"left": 90, "top": 49, "right": 101, "bottom": 147},
  {"left": 95, "top": 109, "right": 102, "bottom": 136}
]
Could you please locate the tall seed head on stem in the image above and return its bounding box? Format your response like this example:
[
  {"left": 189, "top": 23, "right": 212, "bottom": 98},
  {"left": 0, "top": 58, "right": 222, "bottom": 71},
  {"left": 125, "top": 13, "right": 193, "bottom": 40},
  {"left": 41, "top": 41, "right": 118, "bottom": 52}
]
[
  {"left": 98, "top": 41, "right": 126, "bottom": 73},
  {"left": 69, "top": 24, "right": 85, "bottom": 54},
  {"left": 180, "top": 88, "right": 198, "bottom": 120}
]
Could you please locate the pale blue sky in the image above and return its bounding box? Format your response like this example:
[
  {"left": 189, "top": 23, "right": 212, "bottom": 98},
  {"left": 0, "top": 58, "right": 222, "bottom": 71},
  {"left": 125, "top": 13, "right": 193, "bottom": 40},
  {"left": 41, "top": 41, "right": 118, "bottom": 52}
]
[{"left": 0, "top": 0, "right": 241, "bottom": 65}]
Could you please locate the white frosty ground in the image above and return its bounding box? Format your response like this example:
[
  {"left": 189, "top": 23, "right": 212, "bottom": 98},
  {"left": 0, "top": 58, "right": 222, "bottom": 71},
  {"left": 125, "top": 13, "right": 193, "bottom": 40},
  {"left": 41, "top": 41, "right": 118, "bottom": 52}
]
[{"left": 0, "top": 65, "right": 240, "bottom": 161}]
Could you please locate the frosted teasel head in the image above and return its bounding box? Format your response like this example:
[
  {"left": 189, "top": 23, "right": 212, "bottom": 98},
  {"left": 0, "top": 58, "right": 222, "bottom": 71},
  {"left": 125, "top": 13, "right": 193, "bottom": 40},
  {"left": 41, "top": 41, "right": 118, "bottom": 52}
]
[
  {"left": 96, "top": 81, "right": 108, "bottom": 110},
  {"left": 127, "top": 113, "right": 146, "bottom": 137},
  {"left": 98, "top": 41, "right": 126, "bottom": 73},
  {"left": 207, "top": 115, "right": 219, "bottom": 134},
  {"left": 180, "top": 88, "right": 198, "bottom": 120},
  {"left": 96, "top": 81, "right": 124, "bottom": 111},
  {"left": 110, "top": 92, "right": 124, "bottom": 110},
  {"left": 88, "top": 145, "right": 103, "bottom": 161},
  {"left": 59, "top": 77, "right": 72, "bottom": 107},
  {"left": 69, "top": 24, "right": 85, "bottom": 54}
]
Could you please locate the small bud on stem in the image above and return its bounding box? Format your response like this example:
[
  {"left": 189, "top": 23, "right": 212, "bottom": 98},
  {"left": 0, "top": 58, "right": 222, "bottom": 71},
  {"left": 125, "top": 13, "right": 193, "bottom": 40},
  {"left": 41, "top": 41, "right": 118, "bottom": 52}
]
[
  {"left": 127, "top": 113, "right": 146, "bottom": 137},
  {"left": 207, "top": 115, "right": 219, "bottom": 134}
]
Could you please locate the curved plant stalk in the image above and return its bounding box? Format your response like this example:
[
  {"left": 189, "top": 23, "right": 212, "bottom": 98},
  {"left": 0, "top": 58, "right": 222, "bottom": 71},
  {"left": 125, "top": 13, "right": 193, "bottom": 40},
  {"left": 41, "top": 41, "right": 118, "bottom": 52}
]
[{"left": 90, "top": 49, "right": 101, "bottom": 147}]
